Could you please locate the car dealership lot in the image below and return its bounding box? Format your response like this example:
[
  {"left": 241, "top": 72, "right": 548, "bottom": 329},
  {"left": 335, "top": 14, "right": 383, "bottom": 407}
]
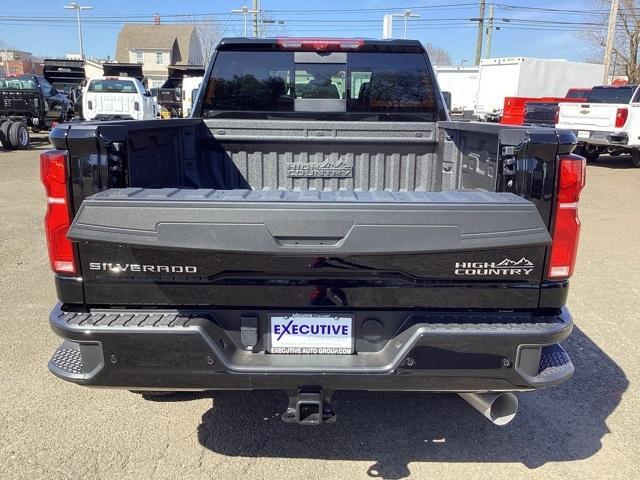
[{"left": 0, "top": 136, "right": 639, "bottom": 479}]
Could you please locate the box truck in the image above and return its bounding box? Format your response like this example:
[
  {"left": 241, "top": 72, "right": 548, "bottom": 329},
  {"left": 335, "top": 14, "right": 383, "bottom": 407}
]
[
  {"left": 434, "top": 66, "right": 479, "bottom": 115},
  {"left": 474, "top": 57, "right": 603, "bottom": 120}
]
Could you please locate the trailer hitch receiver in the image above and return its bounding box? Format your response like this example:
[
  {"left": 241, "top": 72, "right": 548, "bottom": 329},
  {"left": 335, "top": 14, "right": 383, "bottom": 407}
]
[{"left": 282, "top": 387, "right": 336, "bottom": 425}]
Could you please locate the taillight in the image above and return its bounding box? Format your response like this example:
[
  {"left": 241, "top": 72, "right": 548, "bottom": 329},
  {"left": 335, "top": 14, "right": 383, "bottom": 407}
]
[
  {"left": 277, "top": 38, "right": 364, "bottom": 51},
  {"left": 87, "top": 100, "right": 93, "bottom": 110},
  {"left": 554, "top": 107, "right": 560, "bottom": 125},
  {"left": 134, "top": 101, "right": 140, "bottom": 111},
  {"left": 615, "top": 107, "right": 628, "bottom": 128},
  {"left": 547, "top": 153, "right": 586, "bottom": 279},
  {"left": 40, "top": 150, "right": 76, "bottom": 274}
]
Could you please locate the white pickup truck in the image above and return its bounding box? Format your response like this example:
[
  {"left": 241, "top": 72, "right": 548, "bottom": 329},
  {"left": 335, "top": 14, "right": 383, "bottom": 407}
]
[
  {"left": 83, "top": 77, "right": 158, "bottom": 121},
  {"left": 181, "top": 76, "right": 203, "bottom": 118},
  {"left": 557, "top": 84, "right": 640, "bottom": 167}
]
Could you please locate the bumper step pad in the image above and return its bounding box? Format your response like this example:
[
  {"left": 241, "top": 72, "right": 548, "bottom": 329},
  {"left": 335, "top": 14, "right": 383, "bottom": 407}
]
[
  {"left": 516, "top": 342, "right": 574, "bottom": 387},
  {"left": 50, "top": 342, "right": 83, "bottom": 375},
  {"left": 48, "top": 340, "right": 104, "bottom": 383},
  {"left": 538, "top": 344, "right": 572, "bottom": 377}
]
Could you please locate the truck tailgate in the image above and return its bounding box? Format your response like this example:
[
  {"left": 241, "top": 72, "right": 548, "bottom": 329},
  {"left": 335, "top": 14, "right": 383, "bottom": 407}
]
[
  {"left": 89, "top": 92, "right": 137, "bottom": 115},
  {"left": 68, "top": 188, "right": 551, "bottom": 309},
  {"left": 558, "top": 103, "right": 619, "bottom": 128},
  {"left": 0, "top": 90, "right": 37, "bottom": 116}
]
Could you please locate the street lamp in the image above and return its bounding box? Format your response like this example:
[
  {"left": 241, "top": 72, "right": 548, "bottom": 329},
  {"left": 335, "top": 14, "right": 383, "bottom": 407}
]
[
  {"left": 64, "top": 3, "right": 93, "bottom": 60},
  {"left": 231, "top": 5, "right": 259, "bottom": 37},
  {"left": 392, "top": 9, "right": 420, "bottom": 39}
]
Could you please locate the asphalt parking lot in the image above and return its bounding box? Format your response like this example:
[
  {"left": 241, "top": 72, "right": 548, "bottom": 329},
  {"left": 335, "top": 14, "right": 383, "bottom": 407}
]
[{"left": 0, "top": 134, "right": 639, "bottom": 479}]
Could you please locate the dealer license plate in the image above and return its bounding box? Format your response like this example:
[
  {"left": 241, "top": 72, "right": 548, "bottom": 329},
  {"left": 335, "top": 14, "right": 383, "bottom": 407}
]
[
  {"left": 577, "top": 130, "right": 591, "bottom": 139},
  {"left": 269, "top": 314, "right": 353, "bottom": 354}
]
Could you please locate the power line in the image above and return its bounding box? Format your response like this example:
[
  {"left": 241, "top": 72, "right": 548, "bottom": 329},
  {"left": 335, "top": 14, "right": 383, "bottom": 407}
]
[
  {"left": 0, "top": 20, "right": 612, "bottom": 33},
  {"left": 0, "top": 2, "right": 631, "bottom": 37},
  {"left": 0, "top": 3, "right": 480, "bottom": 21},
  {"left": 0, "top": 1, "right": 630, "bottom": 23},
  {"left": 494, "top": 3, "right": 614, "bottom": 15},
  {"left": 0, "top": 15, "right": 622, "bottom": 27}
]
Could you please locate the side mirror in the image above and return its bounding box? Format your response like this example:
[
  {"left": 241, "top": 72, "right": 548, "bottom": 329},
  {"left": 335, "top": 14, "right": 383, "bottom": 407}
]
[
  {"left": 442, "top": 91, "right": 452, "bottom": 111},
  {"left": 144, "top": 91, "right": 152, "bottom": 97}
]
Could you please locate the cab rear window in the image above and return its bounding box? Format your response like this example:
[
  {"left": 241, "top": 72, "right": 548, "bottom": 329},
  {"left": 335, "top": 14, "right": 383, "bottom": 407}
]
[
  {"left": 0, "top": 77, "right": 37, "bottom": 90},
  {"left": 587, "top": 86, "right": 636, "bottom": 104},
  {"left": 202, "top": 51, "right": 438, "bottom": 120},
  {"left": 565, "top": 89, "right": 590, "bottom": 99},
  {"left": 88, "top": 79, "right": 137, "bottom": 93},
  {"left": 347, "top": 53, "right": 435, "bottom": 114},
  {"left": 203, "top": 51, "right": 293, "bottom": 112}
]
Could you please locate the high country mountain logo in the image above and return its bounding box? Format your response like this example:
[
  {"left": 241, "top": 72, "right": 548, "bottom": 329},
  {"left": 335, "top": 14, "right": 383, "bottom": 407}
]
[
  {"left": 287, "top": 158, "right": 352, "bottom": 178},
  {"left": 454, "top": 257, "right": 534, "bottom": 276},
  {"left": 495, "top": 258, "right": 534, "bottom": 267}
]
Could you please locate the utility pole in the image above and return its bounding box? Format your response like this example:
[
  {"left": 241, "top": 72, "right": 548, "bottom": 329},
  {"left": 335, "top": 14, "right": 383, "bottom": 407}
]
[
  {"left": 603, "top": 0, "right": 620, "bottom": 84},
  {"left": 232, "top": 5, "right": 258, "bottom": 37},
  {"left": 474, "top": 0, "right": 486, "bottom": 65},
  {"left": 252, "top": 0, "right": 260, "bottom": 38},
  {"left": 382, "top": 14, "right": 393, "bottom": 39},
  {"left": 484, "top": 5, "right": 495, "bottom": 59},
  {"left": 64, "top": 2, "right": 93, "bottom": 60},
  {"left": 392, "top": 10, "right": 420, "bottom": 39}
]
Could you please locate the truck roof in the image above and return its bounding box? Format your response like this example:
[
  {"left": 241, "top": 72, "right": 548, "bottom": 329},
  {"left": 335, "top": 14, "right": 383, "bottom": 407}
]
[
  {"left": 89, "top": 76, "right": 139, "bottom": 80},
  {"left": 216, "top": 37, "right": 425, "bottom": 53},
  {"left": 591, "top": 84, "right": 638, "bottom": 89}
]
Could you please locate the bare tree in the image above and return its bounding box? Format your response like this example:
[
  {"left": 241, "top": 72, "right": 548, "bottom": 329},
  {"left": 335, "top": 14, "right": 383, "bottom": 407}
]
[
  {"left": 425, "top": 43, "right": 452, "bottom": 66},
  {"left": 196, "top": 16, "right": 223, "bottom": 64},
  {"left": 0, "top": 40, "right": 8, "bottom": 75},
  {"left": 581, "top": 0, "right": 640, "bottom": 82},
  {"left": 259, "top": 13, "right": 288, "bottom": 38},
  {"left": 183, "top": 15, "right": 222, "bottom": 65}
]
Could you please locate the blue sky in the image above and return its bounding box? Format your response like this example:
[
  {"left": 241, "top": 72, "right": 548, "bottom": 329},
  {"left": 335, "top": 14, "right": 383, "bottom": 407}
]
[{"left": 0, "top": 0, "right": 595, "bottom": 63}]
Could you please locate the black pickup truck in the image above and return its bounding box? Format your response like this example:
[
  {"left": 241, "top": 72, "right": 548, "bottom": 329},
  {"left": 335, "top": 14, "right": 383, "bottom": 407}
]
[
  {"left": 0, "top": 74, "right": 72, "bottom": 132},
  {"left": 43, "top": 38, "right": 584, "bottom": 426}
]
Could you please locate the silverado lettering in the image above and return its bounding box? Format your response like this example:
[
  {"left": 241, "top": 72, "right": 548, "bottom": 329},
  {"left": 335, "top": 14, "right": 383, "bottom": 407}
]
[{"left": 89, "top": 263, "right": 197, "bottom": 274}]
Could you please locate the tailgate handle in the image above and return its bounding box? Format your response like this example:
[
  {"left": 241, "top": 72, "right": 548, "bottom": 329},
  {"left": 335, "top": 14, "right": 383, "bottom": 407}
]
[
  {"left": 266, "top": 219, "right": 353, "bottom": 248},
  {"left": 273, "top": 236, "right": 345, "bottom": 247}
]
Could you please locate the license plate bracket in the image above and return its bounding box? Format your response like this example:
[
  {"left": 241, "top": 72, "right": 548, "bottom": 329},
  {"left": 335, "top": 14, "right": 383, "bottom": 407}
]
[
  {"left": 577, "top": 130, "right": 591, "bottom": 139},
  {"left": 269, "top": 313, "right": 354, "bottom": 354}
]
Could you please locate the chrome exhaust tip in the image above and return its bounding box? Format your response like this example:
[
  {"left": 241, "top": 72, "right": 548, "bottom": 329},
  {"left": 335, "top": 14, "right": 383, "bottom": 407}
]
[{"left": 458, "top": 392, "right": 519, "bottom": 426}]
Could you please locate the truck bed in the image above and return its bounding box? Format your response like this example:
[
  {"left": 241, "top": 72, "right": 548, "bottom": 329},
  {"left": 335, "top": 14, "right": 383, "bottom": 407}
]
[{"left": 77, "top": 118, "right": 499, "bottom": 195}]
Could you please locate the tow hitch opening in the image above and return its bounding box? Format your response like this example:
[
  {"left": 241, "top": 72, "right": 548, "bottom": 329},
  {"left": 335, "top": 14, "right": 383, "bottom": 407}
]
[{"left": 282, "top": 387, "right": 336, "bottom": 425}]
